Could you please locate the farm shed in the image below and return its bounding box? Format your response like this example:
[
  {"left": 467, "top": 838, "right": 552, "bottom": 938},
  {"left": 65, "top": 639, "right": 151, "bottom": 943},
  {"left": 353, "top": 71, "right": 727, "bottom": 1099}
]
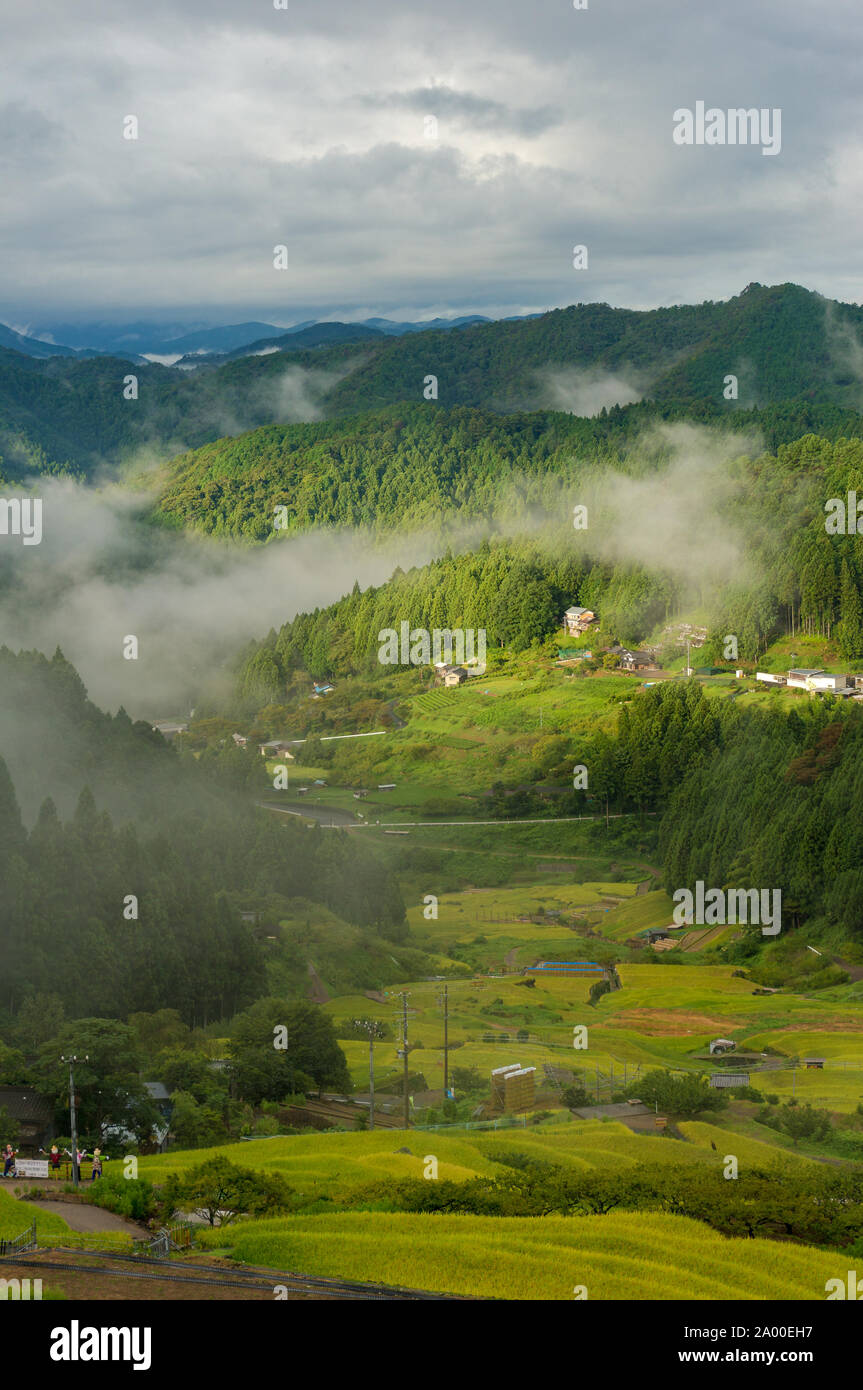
[
  {"left": 803, "top": 1058, "right": 825, "bottom": 1069},
  {"left": 709, "top": 1073, "right": 750, "bottom": 1088},
  {"left": 491, "top": 1064, "right": 523, "bottom": 1107},
  {"left": 503, "top": 1067, "right": 536, "bottom": 1113},
  {"left": 709, "top": 1038, "right": 736, "bottom": 1055}
]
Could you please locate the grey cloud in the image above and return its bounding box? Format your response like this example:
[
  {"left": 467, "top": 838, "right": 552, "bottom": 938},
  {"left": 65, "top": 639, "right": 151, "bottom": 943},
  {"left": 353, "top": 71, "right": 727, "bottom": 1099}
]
[
  {"left": 358, "top": 85, "right": 561, "bottom": 138},
  {"left": 1, "top": 1, "right": 862, "bottom": 316}
]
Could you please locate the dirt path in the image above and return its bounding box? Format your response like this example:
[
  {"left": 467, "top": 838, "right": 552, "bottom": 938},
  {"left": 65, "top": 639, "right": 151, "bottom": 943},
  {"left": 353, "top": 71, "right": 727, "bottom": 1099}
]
[
  {"left": 832, "top": 955, "right": 863, "bottom": 982},
  {"left": 24, "top": 1199, "right": 147, "bottom": 1236},
  {"left": 306, "top": 962, "right": 330, "bottom": 1003}
]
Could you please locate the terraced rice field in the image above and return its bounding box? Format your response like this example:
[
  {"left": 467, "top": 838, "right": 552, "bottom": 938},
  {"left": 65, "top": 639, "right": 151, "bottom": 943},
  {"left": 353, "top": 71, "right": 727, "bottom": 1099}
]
[{"left": 194, "top": 1209, "right": 848, "bottom": 1300}]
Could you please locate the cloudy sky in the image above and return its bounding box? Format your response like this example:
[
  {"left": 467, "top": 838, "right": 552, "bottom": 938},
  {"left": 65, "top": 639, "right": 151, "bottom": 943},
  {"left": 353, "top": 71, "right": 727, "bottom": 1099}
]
[{"left": 2, "top": 0, "right": 861, "bottom": 327}]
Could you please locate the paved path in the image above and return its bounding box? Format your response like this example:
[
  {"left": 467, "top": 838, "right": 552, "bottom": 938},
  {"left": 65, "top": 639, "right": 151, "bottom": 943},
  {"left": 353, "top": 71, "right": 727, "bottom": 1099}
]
[{"left": 25, "top": 1198, "right": 147, "bottom": 1236}]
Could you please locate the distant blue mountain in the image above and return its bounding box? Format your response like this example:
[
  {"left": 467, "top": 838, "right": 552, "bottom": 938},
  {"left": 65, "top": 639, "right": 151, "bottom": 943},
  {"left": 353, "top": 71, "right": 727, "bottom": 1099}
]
[
  {"left": 361, "top": 315, "right": 491, "bottom": 334},
  {"left": 0, "top": 322, "right": 146, "bottom": 363},
  {"left": 9, "top": 311, "right": 544, "bottom": 362}
]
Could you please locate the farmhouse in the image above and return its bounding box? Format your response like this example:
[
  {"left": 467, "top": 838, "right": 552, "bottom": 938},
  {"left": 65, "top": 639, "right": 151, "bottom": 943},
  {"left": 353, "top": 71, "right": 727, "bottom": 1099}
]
[
  {"left": 614, "top": 649, "right": 657, "bottom": 672},
  {"left": 808, "top": 672, "right": 849, "bottom": 692},
  {"left": 787, "top": 668, "right": 835, "bottom": 690},
  {"left": 0, "top": 1086, "right": 55, "bottom": 1153},
  {"left": 443, "top": 666, "right": 468, "bottom": 687},
  {"left": 231, "top": 732, "right": 248, "bottom": 747},
  {"left": 563, "top": 606, "right": 597, "bottom": 636},
  {"left": 758, "top": 668, "right": 854, "bottom": 695},
  {"left": 258, "top": 740, "right": 296, "bottom": 758}
]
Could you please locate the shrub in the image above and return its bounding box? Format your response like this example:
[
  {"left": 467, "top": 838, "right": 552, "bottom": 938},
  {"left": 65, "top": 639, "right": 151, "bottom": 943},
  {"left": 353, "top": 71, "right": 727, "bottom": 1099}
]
[{"left": 88, "top": 1173, "right": 157, "bottom": 1222}]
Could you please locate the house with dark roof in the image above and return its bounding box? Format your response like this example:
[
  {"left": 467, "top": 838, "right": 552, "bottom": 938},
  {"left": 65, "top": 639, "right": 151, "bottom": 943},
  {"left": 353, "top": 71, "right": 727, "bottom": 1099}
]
[{"left": 0, "top": 1086, "right": 55, "bottom": 1153}]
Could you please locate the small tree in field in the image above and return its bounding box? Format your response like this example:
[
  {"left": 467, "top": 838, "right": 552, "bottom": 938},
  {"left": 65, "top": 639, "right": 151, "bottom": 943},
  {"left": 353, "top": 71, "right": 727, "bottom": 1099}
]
[
  {"left": 160, "top": 1156, "right": 294, "bottom": 1226},
  {"left": 628, "top": 1069, "right": 728, "bottom": 1118}
]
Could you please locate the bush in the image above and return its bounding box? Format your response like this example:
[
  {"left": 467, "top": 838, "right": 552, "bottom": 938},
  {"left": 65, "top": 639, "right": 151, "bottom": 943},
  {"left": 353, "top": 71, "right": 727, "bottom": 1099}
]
[
  {"left": 560, "top": 1083, "right": 591, "bottom": 1109},
  {"left": 88, "top": 1173, "right": 157, "bottom": 1222}
]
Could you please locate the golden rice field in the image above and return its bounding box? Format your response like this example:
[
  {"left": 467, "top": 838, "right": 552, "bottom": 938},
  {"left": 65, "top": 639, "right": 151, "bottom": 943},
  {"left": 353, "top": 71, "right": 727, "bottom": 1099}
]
[
  {"left": 677, "top": 1121, "right": 814, "bottom": 1168},
  {"left": 136, "top": 1119, "right": 769, "bottom": 1194},
  {"left": 194, "top": 1209, "right": 848, "bottom": 1300}
]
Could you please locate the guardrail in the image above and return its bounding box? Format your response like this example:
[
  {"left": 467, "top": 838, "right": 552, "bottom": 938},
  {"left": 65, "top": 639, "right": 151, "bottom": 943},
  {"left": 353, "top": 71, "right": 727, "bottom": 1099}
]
[{"left": 0, "top": 1219, "right": 37, "bottom": 1257}]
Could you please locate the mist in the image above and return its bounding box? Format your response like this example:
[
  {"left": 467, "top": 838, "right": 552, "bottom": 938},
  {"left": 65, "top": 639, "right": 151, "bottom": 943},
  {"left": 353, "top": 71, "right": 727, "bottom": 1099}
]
[
  {"left": 0, "top": 419, "right": 766, "bottom": 725},
  {"left": 0, "top": 476, "right": 451, "bottom": 717},
  {"left": 538, "top": 366, "right": 646, "bottom": 416}
]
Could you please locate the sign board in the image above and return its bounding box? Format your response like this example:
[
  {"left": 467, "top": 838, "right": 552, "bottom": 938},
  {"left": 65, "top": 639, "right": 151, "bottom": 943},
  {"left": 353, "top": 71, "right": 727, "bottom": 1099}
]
[{"left": 15, "top": 1159, "right": 49, "bottom": 1178}]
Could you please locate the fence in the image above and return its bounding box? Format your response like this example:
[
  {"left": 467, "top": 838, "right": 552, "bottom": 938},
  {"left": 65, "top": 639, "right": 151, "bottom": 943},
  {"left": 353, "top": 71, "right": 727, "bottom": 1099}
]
[
  {"left": 0, "top": 1219, "right": 37, "bottom": 1257},
  {"left": 133, "top": 1224, "right": 194, "bottom": 1259}
]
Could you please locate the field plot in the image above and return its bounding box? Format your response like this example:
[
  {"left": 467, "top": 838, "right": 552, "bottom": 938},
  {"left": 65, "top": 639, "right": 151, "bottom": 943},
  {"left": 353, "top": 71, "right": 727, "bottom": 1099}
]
[
  {"left": 677, "top": 1121, "right": 815, "bottom": 1168},
  {"left": 137, "top": 1130, "right": 499, "bottom": 1191},
  {"left": 194, "top": 1209, "right": 847, "bottom": 1301}
]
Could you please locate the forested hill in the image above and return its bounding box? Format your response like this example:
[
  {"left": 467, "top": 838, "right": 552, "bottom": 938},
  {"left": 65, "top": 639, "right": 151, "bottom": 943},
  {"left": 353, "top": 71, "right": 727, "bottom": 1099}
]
[
  {"left": 0, "top": 647, "right": 407, "bottom": 1021},
  {"left": 152, "top": 400, "right": 863, "bottom": 540},
  {"left": 5, "top": 282, "right": 863, "bottom": 480},
  {"left": 0, "top": 339, "right": 367, "bottom": 481},
  {"left": 324, "top": 282, "right": 863, "bottom": 416}
]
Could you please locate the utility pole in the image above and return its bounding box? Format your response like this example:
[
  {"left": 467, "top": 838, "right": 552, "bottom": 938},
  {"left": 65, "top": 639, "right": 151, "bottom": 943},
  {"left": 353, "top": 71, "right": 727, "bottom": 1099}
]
[
  {"left": 399, "top": 992, "right": 410, "bottom": 1129},
  {"left": 368, "top": 1026, "right": 375, "bottom": 1131},
  {"left": 61, "top": 1054, "right": 87, "bottom": 1188},
  {"left": 441, "top": 983, "right": 449, "bottom": 1100}
]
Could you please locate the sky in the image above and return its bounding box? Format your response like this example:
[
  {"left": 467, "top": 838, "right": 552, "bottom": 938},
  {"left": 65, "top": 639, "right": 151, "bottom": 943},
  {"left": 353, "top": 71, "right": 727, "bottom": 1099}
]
[{"left": 1, "top": 0, "right": 862, "bottom": 328}]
